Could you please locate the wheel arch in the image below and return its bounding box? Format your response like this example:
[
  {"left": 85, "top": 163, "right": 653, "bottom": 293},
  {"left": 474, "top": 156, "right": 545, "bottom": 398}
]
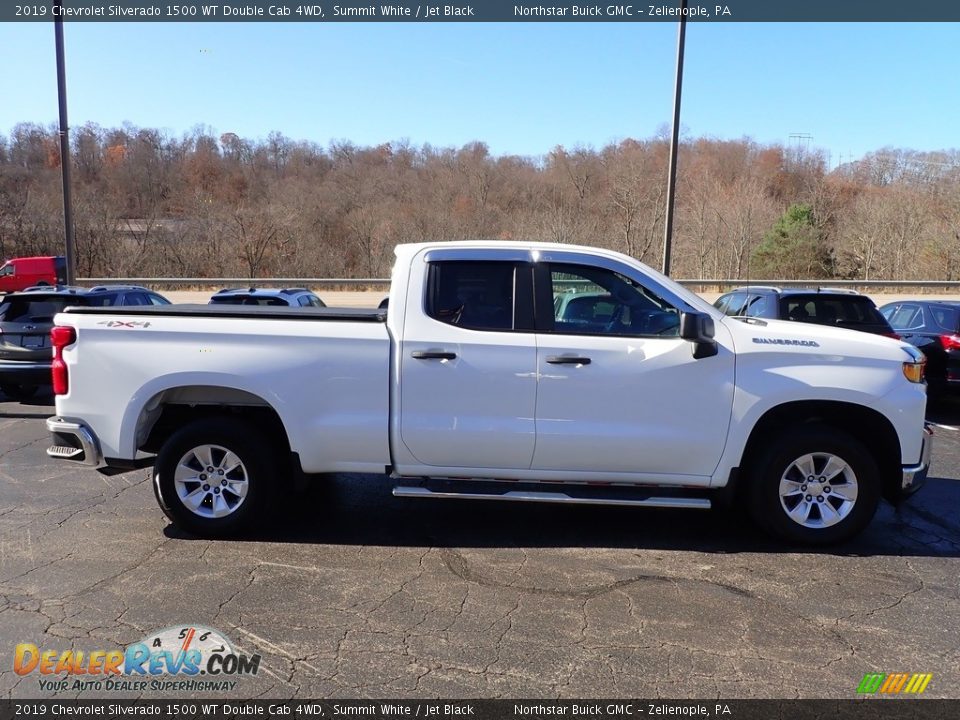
[
  {"left": 738, "top": 400, "right": 902, "bottom": 502},
  {"left": 131, "top": 384, "right": 292, "bottom": 463}
]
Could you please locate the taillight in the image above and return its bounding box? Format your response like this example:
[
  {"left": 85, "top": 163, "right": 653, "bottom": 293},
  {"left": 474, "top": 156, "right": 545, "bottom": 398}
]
[
  {"left": 883, "top": 331, "right": 901, "bottom": 340},
  {"left": 940, "top": 334, "right": 960, "bottom": 351},
  {"left": 51, "top": 326, "right": 76, "bottom": 395}
]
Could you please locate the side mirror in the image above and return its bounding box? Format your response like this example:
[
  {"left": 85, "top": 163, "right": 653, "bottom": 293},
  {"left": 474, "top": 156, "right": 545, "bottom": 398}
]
[{"left": 679, "top": 312, "right": 718, "bottom": 359}]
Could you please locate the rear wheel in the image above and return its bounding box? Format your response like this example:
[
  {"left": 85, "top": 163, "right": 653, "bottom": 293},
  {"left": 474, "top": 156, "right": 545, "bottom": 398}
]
[
  {"left": 0, "top": 383, "right": 38, "bottom": 401},
  {"left": 749, "top": 425, "right": 880, "bottom": 545},
  {"left": 154, "top": 417, "right": 277, "bottom": 537}
]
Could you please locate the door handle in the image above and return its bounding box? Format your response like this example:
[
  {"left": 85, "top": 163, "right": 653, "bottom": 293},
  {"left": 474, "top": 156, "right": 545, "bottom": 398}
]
[
  {"left": 546, "top": 355, "right": 591, "bottom": 365},
  {"left": 412, "top": 350, "right": 457, "bottom": 360}
]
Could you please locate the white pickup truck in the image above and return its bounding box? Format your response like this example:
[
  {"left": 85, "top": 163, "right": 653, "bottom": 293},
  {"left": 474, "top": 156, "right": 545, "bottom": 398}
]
[{"left": 46, "top": 242, "right": 932, "bottom": 544}]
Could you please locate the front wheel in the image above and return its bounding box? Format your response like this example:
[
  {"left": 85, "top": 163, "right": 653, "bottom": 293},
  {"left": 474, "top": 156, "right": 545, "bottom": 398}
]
[
  {"left": 748, "top": 426, "right": 880, "bottom": 545},
  {"left": 154, "top": 417, "right": 277, "bottom": 537}
]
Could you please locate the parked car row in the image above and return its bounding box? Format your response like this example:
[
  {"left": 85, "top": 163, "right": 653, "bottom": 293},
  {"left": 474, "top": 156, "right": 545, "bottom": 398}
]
[
  {"left": 0, "top": 285, "right": 327, "bottom": 401},
  {"left": 713, "top": 286, "right": 960, "bottom": 398},
  {"left": 879, "top": 300, "right": 960, "bottom": 398},
  {"left": 4, "top": 276, "right": 960, "bottom": 404}
]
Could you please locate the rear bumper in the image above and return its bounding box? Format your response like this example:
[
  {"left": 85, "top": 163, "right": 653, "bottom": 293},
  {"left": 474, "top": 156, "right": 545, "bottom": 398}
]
[
  {"left": 0, "top": 359, "right": 51, "bottom": 385},
  {"left": 46, "top": 417, "right": 102, "bottom": 467},
  {"left": 900, "top": 424, "right": 933, "bottom": 495}
]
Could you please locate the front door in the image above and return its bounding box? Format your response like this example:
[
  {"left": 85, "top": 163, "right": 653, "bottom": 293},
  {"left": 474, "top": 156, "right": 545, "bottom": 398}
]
[{"left": 532, "top": 262, "right": 735, "bottom": 480}]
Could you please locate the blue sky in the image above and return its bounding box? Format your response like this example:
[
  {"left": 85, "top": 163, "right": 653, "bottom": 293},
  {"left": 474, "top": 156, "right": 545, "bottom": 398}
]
[{"left": 1, "top": 21, "right": 958, "bottom": 165}]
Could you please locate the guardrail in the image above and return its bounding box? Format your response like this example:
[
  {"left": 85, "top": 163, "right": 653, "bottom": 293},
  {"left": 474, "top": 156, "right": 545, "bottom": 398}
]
[{"left": 77, "top": 277, "right": 960, "bottom": 292}]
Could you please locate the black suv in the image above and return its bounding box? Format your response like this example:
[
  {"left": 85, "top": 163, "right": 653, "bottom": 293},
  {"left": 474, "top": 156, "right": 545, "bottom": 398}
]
[
  {"left": 0, "top": 285, "right": 171, "bottom": 400},
  {"left": 209, "top": 287, "right": 326, "bottom": 307},
  {"left": 713, "top": 286, "right": 898, "bottom": 338}
]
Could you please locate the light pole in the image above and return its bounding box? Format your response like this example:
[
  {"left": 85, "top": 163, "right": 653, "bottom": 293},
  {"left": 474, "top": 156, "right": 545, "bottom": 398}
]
[
  {"left": 55, "top": 3, "right": 77, "bottom": 285},
  {"left": 661, "top": 0, "right": 687, "bottom": 277}
]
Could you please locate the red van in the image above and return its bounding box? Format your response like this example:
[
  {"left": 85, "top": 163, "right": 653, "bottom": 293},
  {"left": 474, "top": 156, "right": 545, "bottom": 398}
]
[{"left": 0, "top": 256, "right": 67, "bottom": 293}]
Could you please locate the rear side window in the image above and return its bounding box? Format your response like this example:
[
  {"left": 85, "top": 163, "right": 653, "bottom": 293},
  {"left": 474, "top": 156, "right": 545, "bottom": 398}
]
[
  {"left": 121, "top": 293, "right": 149, "bottom": 306},
  {"left": 931, "top": 306, "right": 959, "bottom": 332},
  {"left": 211, "top": 296, "right": 287, "bottom": 306},
  {"left": 83, "top": 293, "right": 121, "bottom": 307},
  {"left": 426, "top": 261, "right": 518, "bottom": 331},
  {"left": 782, "top": 296, "right": 887, "bottom": 326}
]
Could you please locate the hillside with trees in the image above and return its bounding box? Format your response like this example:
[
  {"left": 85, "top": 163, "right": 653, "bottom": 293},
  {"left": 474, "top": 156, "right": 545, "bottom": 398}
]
[{"left": 1, "top": 122, "right": 957, "bottom": 280}]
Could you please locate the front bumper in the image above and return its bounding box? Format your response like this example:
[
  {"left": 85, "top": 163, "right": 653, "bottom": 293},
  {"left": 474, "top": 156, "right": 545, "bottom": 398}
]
[
  {"left": 46, "top": 417, "right": 102, "bottom": 467},
  {"left": 900, "top": 424, "right": 933, "bottom": 495}
]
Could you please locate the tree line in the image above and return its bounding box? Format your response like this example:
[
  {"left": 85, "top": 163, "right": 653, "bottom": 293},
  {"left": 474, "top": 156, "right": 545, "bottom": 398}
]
[{"left": 1, "top": 122, "right": 958, "bottom": 281}]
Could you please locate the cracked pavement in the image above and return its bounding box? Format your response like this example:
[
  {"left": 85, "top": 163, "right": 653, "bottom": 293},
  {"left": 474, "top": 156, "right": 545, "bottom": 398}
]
[{"left": 1, "top": 392, "right": 958, "bottom": 700}]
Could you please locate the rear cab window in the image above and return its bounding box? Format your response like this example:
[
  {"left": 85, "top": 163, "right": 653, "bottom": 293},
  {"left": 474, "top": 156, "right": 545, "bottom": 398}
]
[{"left": 425, "top": 261, "right": 533, "bottom": 331}]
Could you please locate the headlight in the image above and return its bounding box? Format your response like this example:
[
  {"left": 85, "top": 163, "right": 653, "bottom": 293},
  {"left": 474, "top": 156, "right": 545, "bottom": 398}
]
[{"left": 903, "top": 358, "right": 926, "bottom": 384}]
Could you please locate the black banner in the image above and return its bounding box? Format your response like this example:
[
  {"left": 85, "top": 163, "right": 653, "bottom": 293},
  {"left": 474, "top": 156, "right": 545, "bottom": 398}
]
[
  {"left": 1, "top": 700, "right": 958, "bottom": 720},
  {"left": 5, "top": 1, "right": 960, "bottom": 23}
]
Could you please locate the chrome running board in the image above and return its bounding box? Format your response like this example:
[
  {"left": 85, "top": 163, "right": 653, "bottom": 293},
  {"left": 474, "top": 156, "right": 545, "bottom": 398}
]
[{"left": 392, "top": 485, "right": 711, "bottom": 510}]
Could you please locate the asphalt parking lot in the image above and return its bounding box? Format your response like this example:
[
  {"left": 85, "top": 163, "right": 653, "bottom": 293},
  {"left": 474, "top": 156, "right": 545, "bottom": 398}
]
[{"left": 1, "top": 390, "right": 958, "bottom": 700}]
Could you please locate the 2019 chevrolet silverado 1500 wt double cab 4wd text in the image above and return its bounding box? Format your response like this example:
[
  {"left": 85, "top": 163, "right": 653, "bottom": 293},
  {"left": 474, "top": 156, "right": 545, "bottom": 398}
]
[{"left": 45, "top": 242, "right": 932, "bottom": 544}]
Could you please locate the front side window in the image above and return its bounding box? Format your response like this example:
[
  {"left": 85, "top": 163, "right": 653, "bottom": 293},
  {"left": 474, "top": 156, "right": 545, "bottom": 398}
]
[
  {"left": 931, "top": 306, "right": 958, "bottom": 332},
  {"left": 546, "top": 264, "right": 680, "bottom": 337},
  {"left": 0, "top": 263, "right": 13, "bottom": 277},
  {"left": 742, "top": 294, "right": 771, "bottom": 318},
  {"left": 425, "top": 261, "right": 518, "bottom": 331}
]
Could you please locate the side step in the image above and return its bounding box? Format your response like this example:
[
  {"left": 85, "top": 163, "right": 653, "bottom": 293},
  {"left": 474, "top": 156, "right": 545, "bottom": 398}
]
[
  {"left": 392, "top": 484, "right": 711, "bottom": 510},
  {"left": 47, "top": 444, "right": 85, "bottom": 460}
]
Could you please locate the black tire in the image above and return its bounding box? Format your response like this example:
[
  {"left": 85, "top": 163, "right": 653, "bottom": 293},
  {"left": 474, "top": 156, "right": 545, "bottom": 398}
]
[
  {"left": 0, "top": 383, "right": 39, "bottom": 401},
  {"left": 154, "top": 417, "right": 277, "bottom": 538},
  {"left": 748, "top": 425, "right": 880, "bottom": 545}
]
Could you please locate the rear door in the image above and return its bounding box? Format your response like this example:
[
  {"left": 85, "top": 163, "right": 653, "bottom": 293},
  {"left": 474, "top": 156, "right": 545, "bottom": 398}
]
[
  {"left": 531, "top": 257, "right": 735, "bottom": 480},
  {"left": 398, "top": 251, "right": 538, "bottom": 469}
]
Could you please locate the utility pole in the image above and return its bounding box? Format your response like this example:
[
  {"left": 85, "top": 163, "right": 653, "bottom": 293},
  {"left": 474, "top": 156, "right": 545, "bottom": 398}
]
[
  {"left": 55, "top": 4, "right": 77, "bottom": 285},
  {"left": 661, "top": 0, "right": 687, "bottom": 277}
]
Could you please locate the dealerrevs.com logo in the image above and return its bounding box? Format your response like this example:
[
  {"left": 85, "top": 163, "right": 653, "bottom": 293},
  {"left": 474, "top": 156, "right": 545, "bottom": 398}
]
[{"left": 14, "top": 624, "right": 261, "bottom": 693}]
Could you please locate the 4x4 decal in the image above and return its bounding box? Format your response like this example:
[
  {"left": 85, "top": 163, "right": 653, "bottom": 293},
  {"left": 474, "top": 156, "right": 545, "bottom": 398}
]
[{"left": 96, "top": 320, "right": 152, "bottom": 329}]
